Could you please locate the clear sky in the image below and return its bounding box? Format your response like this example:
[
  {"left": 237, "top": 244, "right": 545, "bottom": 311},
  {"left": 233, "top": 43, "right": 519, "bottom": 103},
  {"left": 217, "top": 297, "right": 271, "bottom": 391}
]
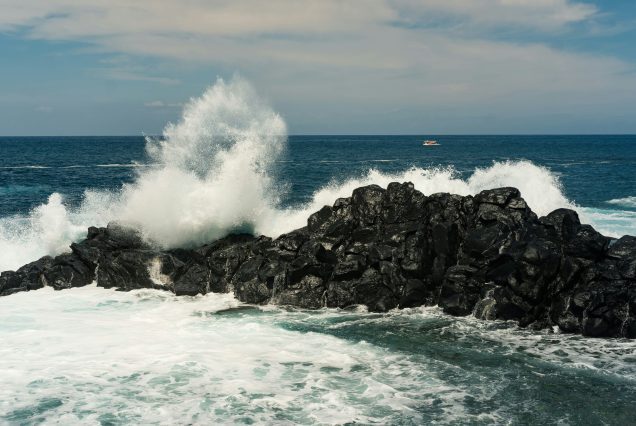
[{"left": 0, "top": 0, "right": 635, "bottom": 135}]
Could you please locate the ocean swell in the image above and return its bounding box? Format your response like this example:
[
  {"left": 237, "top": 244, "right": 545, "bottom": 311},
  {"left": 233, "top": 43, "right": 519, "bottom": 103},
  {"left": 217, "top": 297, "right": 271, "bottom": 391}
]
[{"left": 0, "top": 79, "right": 632, "bottom": 273}]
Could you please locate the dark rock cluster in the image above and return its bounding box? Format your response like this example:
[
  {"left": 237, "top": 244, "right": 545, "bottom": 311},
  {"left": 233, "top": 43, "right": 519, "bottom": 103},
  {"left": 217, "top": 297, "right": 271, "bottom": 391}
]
[{"left": 1, "top": 183, "right": 635, "bottom": 338}]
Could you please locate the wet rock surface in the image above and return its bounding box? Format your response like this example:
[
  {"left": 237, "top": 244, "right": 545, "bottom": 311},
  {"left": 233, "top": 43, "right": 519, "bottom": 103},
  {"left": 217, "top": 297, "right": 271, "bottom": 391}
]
[{"left": 2, "top": 183, "right": 635, "bottom": 338}]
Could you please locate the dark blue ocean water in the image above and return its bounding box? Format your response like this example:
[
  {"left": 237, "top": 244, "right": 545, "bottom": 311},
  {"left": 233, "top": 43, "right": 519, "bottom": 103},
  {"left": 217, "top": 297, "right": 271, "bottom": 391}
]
[
  {"left": 1, "top": 135, "right": 635, "bottom": 217},
  {"left": 1, "top": 135, "right": 635, "bottom": 425}
]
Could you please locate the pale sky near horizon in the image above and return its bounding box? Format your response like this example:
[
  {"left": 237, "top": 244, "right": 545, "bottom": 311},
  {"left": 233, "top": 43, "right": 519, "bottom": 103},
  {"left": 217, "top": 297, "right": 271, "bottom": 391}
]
[{"left": 1, "top": 0, "right": 635, "bottom": 135}]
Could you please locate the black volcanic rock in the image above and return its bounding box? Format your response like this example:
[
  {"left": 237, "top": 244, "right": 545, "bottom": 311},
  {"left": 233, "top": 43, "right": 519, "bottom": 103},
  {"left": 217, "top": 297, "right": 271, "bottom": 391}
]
[{"left": 1, "top": 183, "right": 635, "bottom": 338}]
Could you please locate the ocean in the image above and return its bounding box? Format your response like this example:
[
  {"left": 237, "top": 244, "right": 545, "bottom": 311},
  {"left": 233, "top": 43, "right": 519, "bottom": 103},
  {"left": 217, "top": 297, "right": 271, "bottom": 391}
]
[{"left": 1, "top": 81, "right": 635, "bottom": 424}]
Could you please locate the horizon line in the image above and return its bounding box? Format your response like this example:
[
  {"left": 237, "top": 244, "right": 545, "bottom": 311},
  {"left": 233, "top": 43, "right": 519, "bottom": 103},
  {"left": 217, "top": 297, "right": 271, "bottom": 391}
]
[{"left": 1, "top": 133, "right": 636, "bottom": 138}]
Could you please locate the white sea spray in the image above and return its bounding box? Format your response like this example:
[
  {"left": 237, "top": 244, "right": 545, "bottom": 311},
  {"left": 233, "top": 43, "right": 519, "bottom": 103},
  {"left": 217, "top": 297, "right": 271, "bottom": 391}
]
[{"left": 0, "top": 78, "right": 633, "bottom": 272}]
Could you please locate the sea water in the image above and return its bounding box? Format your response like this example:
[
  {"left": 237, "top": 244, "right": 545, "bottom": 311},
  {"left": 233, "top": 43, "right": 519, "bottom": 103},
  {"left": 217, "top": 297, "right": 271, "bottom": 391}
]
[{"left": 0, "top": 78, "right": 635, "bottom": 424}]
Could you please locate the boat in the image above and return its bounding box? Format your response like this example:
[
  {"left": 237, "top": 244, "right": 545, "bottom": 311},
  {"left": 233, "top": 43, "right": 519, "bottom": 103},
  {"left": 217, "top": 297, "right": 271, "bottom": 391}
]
[{"left": 422, "top": 140, "right": 439, "bottom": 146}]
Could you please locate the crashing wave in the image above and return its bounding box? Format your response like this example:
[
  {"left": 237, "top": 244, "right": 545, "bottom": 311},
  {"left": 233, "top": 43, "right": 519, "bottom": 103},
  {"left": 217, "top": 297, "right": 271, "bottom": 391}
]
[{"left": 0, "top": 78, "right": 631, "bottom": 272}]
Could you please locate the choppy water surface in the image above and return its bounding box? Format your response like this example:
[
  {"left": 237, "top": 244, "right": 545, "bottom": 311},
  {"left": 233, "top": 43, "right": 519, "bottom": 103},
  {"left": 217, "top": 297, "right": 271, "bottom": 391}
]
[
  {"left": 0, "top": 80, "right": 634, "bottom": 424},
  {"left": 0, "top": 287, "right": 634, "bottom": 425},
  {"left": 1, "top": 134, "right": 635, "bottom": 273},
  {"left": 2, "top": 134, "right": 636, "bottom": 215}
]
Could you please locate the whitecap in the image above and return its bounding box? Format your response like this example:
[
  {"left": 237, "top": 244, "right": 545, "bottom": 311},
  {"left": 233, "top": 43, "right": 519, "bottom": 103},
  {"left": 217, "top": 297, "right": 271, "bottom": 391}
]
[
  {"left": 0, "top": 78, "right": 631, "bottom": 273},
  {"left": 607, "top": 196, "right": 636, "bottom": 209},
  {"left": 0, "top": 165, "right": 50, "bottom": 169},
  {"left": 0, "top": 287, "right": 452, "bottom": 424}
]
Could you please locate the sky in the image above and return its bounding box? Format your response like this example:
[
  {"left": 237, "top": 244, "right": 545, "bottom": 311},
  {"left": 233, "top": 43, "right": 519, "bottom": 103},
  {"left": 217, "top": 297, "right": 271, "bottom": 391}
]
[{"left": 0, "top": 0, "right": 635, "bottom": 135}]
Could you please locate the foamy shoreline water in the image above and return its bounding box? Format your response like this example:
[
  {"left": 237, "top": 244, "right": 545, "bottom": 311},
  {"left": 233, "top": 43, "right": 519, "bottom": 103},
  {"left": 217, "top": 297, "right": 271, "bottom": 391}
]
[
  {"left": 1, "top": 78, "right": 635, "bottom": 272},
  {"left": 1, "top": 79, "right": 635, "bottom": 425},
  {"left": 1, "top": 286, "right": 634, "bottom": 424}
]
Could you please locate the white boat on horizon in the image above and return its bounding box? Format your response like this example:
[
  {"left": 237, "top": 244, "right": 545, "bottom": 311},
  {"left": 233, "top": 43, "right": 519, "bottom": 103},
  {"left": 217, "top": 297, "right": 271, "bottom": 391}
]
[{"left": 423, "top": 140, "right": 440, "bottom": 146}]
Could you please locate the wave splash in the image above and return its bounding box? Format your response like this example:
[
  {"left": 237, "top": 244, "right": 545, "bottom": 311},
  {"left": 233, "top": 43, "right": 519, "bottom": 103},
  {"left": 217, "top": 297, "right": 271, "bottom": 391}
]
[
  {"left": 117, "top": 77, "right": 286, "bottom": 247},
  {"left": 0, "top": 77, "right": 287, "bottom": 271},
  {"left": 0, "top": 78, "right": 630, "bottom": 272},
  {"left": 268, "top": 160, "right": 575, "bottom": 238}
]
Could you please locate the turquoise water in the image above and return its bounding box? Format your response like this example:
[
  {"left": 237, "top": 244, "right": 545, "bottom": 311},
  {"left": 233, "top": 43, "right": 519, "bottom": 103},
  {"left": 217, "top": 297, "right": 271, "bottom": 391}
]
[
  {"left": 0, "top": 133, "right": 635, "bottom": 424},
  {"left": 1, "top": 135, "right": 635, "bottom": 271},
  {"left": 0, "top": 287, "right": 634, "bottom": 425}
]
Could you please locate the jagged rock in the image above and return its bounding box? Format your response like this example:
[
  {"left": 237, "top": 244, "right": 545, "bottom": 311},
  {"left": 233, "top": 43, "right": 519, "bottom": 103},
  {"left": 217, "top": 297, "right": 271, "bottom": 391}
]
[
  {"left": 439, "top": 265, "right": 482, "bottom": 316},
  {"left": 2, "top": 183, "right": 634, "bottom": 338}
]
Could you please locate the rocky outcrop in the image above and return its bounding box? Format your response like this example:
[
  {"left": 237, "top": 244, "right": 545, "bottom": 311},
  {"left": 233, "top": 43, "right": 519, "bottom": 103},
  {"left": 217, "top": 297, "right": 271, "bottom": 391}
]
[{"left": 1, "top": 183, "right": 635, "bottom": 338}]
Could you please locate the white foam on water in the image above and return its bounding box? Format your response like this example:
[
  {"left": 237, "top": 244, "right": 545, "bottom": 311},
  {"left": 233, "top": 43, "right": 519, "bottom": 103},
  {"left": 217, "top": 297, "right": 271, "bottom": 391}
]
[
  {"left": 96, "top": 163, "right": 152, "bottom": 168},
  {"left": 607, "top": 196, "right": 636, "bottom": 209},
  {"left": 0, "top": 191, "right": 118, "bottom": 271},
  {"left": 292, "top": 305, "right": 636, "bottom": 381},
  {"left": 0, "top": 286, "right": 476, "bottom": 424},
  {"left": 578, "top": 207, "right": 636, "bottom": 238},
  {"left": 0, "top": 77, "right": 633, "bottom": 273},
  {"left": 396, "top": 306, "right": 636, "bottom": 379},
  {"left": 0, "top": 288, "right": 634, "bottom": 424},
  {"left": 0, "top": 77, "right": 286, "bottom": 270},
  {"left": 0, "top": 165, "right": 50, "bottom": 169},
  {"left": 267, "top": 160, "right": 577, "bottom": 237}
]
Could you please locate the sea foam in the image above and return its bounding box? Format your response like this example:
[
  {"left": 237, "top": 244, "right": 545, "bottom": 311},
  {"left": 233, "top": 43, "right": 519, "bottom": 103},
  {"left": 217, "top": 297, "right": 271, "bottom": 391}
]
[
  {"left": 0, "top": 286, "right": 431, "bottom": 424},
  {"left": 1, "top": 286, "right": 634, "bottom": 424},
  {"left": 266, "top": 160, "right": 575, "bottom": 238},
  {"left": 0, "top": 77, "right": 286, "bottom": 271},
  {"left": 607, "top": 196, "right": 636, "bottom": 209},
  {"left": 0, "top": 78, "right": 632, "bottom": 272}
]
